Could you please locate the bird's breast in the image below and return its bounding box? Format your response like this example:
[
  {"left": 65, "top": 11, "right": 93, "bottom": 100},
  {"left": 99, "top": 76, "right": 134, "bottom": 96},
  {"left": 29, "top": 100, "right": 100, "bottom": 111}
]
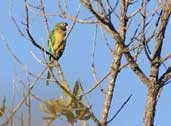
[{"left": 54, "top": 31, "right": 65, "bottom": 50}]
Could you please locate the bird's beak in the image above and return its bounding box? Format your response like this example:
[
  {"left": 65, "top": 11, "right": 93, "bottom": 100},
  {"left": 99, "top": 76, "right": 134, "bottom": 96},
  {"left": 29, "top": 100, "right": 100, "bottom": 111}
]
[{"left": 66, "top": 26, "right": 69, "bottom": 31}]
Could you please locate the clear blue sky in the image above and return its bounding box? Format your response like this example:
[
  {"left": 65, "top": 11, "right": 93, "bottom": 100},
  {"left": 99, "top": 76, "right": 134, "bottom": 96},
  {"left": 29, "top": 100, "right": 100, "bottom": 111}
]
[{"left": 0, "top": 1, "right": 171, "bottom": 126}]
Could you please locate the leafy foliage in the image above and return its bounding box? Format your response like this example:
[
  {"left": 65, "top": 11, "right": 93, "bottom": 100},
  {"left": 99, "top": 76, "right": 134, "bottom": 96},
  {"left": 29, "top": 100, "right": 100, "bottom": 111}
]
[{"left": 40, "top": 81, "right": 91, "bottom": 124}]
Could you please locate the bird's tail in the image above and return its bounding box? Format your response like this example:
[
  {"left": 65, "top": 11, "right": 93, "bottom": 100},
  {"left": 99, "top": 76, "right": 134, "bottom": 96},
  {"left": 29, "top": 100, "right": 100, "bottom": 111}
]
[{"left": 46, "top": 66, "right": 53, "bottom": 85}]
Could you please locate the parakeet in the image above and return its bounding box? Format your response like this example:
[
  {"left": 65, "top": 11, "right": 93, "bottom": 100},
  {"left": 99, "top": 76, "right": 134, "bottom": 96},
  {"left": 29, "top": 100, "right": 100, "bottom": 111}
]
[{"left": 46, "top": 22, "right": 68, "bottom": 85}]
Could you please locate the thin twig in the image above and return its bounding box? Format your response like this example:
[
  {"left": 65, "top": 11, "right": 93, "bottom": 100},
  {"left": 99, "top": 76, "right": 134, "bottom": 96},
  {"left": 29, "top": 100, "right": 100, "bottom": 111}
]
[
  {"left": 107, "top": 94, "right": 132, "bottom": 124},
  {"left": 24, "top": 0, "right": 56, "bottom": 60},
  {"left": 65, "top": 3, "right": 82, "bottom": 39},
  {"left": 80, "top": 71, "right": 110, "bottom": 97},
  {"left": 100, "top": 25, "right": 113, "bottom": 53},
  {"left": 9, "top": 0, "right": 29, "bottom": 40},
  {"left": 38, "top": 0, "right": 50, "bottom": 35},
  {"left": 0, "top": 67, "right": 47, "bottom": 125},
  {"left": 91, "top": 24, "right": 105, "bottom": 93},
  {"left": 91, "top": 24, "right": 98, "bottom": 82}
]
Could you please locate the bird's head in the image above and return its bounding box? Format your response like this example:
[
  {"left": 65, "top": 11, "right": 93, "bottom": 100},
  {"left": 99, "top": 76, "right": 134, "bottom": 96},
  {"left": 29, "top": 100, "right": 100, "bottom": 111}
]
[{"left": 55, "top": 22, "right": 68, "bottom": 31}]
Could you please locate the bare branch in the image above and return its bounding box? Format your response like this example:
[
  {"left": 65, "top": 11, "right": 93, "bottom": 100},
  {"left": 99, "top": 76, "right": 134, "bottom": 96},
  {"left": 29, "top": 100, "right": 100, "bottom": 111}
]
[
  {"left": 91, "top": 24, "right": 105, "bottom": 93},
  {"left": 160, "top": 53, "right": 171, "bottom": 64},
  {"left": 159, "top": 66, "right": 171, "bottom": 86},
  {"left": 0, "top": 67, "right": 47, "bottom": 125},
  {"left": 81, "top": 0, "right": 150, "bottom": 86},
  {"left": 100, "top": 25, "right": 113, "bottom": 53},
  {"left": 80, "top": 71, "right": 110, "bottom": 97},
  {"left": 107, "top": 94, "right": 132, "bottom": 124},
  {"left": 24, "top": 0, "right": 56, "bottom": 60},
  {"left": 9, "top": 0, "right": 29, "bottom": 40},
  {"left": 141, "top": 0, "right": 152, "bottom": 62},
  {"left": 38, "top": 0, "right": 50, "bottom": 35},
  {"left": 151, "top": 4, "right": 171, "bottom": 61},
  {"left": 149, "top": 2, "right": 171, "bottom": 82}
]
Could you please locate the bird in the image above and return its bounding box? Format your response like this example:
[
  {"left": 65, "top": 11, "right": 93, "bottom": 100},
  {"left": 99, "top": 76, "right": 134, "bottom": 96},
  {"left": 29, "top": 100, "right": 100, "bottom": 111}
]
[{"left": 46, "top": 22, "right": 68, "bottom": 85}]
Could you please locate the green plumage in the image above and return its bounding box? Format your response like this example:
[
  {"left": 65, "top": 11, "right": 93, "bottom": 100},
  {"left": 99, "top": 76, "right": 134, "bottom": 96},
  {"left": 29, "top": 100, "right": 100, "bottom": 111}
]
[{"left": 46, "top": 22, "right": 68, "bottom": 85}]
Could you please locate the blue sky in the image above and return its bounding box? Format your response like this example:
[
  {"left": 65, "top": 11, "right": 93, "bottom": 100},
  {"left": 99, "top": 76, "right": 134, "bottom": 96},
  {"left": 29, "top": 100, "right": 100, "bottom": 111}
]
[{"left": 0, "top": 1, "right": 171, "bottom": 126}]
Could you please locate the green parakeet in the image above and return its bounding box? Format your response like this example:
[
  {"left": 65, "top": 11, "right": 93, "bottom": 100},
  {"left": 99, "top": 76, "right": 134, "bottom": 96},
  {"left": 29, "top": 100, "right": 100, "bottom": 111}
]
[{"left": 46, "top": 22, "right": 68, "bottom": 85}]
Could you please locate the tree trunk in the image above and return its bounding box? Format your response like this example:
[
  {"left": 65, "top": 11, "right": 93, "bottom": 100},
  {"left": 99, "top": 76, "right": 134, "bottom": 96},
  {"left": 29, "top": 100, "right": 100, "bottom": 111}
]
[{"left": 144, "top": 88, "right": 158, "bottom": 126}]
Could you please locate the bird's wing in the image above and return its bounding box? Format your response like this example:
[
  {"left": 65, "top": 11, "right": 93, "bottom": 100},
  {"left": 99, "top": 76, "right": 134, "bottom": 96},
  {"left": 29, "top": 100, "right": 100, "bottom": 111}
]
[
  {"left": 48, "top": 30, "right": 56, "bottom": 61},
  {"left": 48, "top": 30, "right": 56, "bottom": 52},
  {"left": 48, "top": 29, "right": 66, "bottom": 61}
]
